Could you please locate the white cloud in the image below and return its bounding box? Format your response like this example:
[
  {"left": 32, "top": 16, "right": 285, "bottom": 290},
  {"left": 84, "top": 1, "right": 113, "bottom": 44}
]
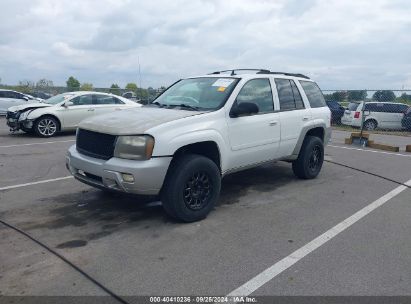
[{"left": 0, "top": 0, "right": 410, "bottom": 89}]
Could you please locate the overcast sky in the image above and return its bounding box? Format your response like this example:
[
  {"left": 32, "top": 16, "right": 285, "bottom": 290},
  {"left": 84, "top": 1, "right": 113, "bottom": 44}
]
[{"left": 1, "top": 0, "right": 410, "bottom": 89}]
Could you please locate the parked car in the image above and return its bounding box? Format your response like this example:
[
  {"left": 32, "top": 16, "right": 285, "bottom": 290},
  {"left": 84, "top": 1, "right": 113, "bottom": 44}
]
[
  {"left": 341, "top": 101, "right": 409, "bottom": 130},
  {"left": 0, "top": 89, "right": 43, "bottom": 102},
  {"left": 66, "top": 69, "right": 331, "bottom": 222},
  {"left": 326, "top": 100, "right": 345, "bottom": 124},
  {"left": 402, "top": 106, "right": 411, "bottom": 131},
  {"left": 6, "top": 91, "right": 141, "bottom": 137},
  {"left": 31, "top": 91, "right": 52, "bottom": 100},
  {"left": 0, "top": 90, "right": 41, "bottom": 115}
]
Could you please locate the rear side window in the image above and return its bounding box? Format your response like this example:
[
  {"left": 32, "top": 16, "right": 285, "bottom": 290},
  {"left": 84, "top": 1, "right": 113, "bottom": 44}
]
[
  {"left": 299, "top": 81, "right": 326, "bottom": 108},
  {"left": 275, "top": 79, "right": 304, "bottom": 110},
  {"left": 290, "top": 80, "right": 304, "bottom": 109},
  {"left": 94, "top": 95, "right": 124, "bottom": 105},
  {"left": 348, "top": 102, "right": 360, "bottom": 111}
]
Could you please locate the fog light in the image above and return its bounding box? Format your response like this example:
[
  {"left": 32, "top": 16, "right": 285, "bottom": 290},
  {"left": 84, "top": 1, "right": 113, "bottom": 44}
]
[{"left": 121, "top": 173, "right": 134, "bottom": 183}]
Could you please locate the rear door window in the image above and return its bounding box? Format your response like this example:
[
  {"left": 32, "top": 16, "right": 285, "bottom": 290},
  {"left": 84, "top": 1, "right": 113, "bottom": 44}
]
[
  {"left": 299, "top": 81, "right": 326, "bottom": 108},
  {"left": 94, "top": 95, "right": 123, "bottom": 105},
  {"left": 290, "top": 80, "right": 304, "bottom": 109},
  {"left": 275, "top": 78, "right": 301, "bottom": 111}
]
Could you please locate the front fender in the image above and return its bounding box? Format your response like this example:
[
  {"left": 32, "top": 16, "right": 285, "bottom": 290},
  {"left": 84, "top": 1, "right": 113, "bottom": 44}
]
[{"left": 155, "top": 129, "right": 229, "bottom": 172}]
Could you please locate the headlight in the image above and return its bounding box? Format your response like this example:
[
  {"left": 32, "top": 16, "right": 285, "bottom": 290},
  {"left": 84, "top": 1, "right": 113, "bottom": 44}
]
[
  {"left": 19, "top": 110, "right": 30, "bottom": 121},
  {"left": 114, "top": 135, "right": 155, "bottom": 160}
]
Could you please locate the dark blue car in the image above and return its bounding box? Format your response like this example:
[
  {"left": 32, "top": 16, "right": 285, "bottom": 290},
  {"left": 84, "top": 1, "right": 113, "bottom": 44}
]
[
  {"left": 402, "top": 106, "right": 411, "bottom": 131},
  {"left": 326, "top": 100, "right": 345, "bottom": 124}
]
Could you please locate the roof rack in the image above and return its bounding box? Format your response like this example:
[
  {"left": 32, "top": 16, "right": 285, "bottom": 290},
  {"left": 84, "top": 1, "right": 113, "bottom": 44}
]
[
  {"left": 209, "top": 69, "right": 310, "bottom": 79},
  {"left": 209, "top": 69, "right": 271, "bottom": 76},
  {"left": 257, "top": 71, "right": 310, "bottom": 79}
]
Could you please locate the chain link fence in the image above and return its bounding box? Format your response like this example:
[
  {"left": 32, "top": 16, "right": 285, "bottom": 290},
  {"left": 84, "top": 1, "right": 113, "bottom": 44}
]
[
  {"left": 323, "top": 90, "right": 411, "bottom": 137},
  {"left": 1, "top": 84, "right": 411, "bottom": 137}
]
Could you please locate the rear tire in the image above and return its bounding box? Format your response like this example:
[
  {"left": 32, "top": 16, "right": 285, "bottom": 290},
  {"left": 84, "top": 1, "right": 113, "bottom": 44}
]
[
  {"left": 292, "top": 136, "right": 324, "bottom": 179},
  {"left": 34, "top": 116, "right": 59, "bottom": 137},
  {"left": 364, "top": 119, "right": 377, "bottom": 131},
  {"left": 161, "top": 154, "right": 221, "bottom": 222}
]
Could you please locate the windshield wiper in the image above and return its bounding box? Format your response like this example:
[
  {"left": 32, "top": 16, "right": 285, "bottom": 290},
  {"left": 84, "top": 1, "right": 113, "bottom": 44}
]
[
  {"left": 170, "top": 104, "right": 200, "bottom": 111},
  {"left": 147, "top": 101, "right": 165, "bottom": 108}
]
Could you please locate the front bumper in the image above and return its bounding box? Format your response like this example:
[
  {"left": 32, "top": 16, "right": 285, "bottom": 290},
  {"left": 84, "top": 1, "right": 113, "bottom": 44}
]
[
  {"left": 6, "top": 115, "right": 34, "bottom": 131},
  {"left": 66, "top": 145, "right": 172, "bottom": 195}
]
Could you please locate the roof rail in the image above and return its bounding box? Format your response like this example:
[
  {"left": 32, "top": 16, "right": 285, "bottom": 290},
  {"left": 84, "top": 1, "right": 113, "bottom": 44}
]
[
  {"left": 209, "top": 69, "right": 271, "bottom": 76},
  {"left": 257, "top": 71, "right": 310, "bottom": 79},
  {"left": 209, "top": 69, "right": 310, "bottom": 79}
]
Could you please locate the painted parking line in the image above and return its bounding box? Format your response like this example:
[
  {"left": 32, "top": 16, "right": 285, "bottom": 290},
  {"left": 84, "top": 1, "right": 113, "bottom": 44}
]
[
  {"left": 328, "top": 144, "right": 411, "bottom": 158},
  {"left": 0, "top": 139, "right": 75, "bottom": 148},
  {"left": 227, "top": 178, "right": 411, "bottom": 297},
  {"left": 0, "top": 176, "right": 74, "bottom": 191}
]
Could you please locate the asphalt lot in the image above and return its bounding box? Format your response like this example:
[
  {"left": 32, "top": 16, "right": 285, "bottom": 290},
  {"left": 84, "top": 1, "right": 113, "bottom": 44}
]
[{"left": 1, "top": 117, "right": 411, "bottom": 300}]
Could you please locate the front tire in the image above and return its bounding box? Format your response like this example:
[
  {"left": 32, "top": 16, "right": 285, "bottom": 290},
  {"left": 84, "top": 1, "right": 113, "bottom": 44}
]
[
  {"left": 34, "top": 116, "right": 59, "bottom": 137},
  {"left": 292, "top": 136, "right": 324, "bottom": 179},
  {"left": 161, "top": 154, "right": 221, "bottom": 222}
]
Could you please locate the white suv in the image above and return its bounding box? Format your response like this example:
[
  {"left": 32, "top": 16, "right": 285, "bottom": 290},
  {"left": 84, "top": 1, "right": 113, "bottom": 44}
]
[
  {"left": 66, "top": 69, "right": 331, "bottom": 222},
  {"left": 342, "top": 101, "right": 409, "bottom": 130}
]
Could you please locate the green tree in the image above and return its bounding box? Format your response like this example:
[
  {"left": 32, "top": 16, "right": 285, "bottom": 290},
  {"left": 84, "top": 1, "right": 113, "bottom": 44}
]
[
  {"left": 109, "top": 83, "right": 121, "bottom": 95},
  {"left": 125, "top": 82, "right": 138, "bottom": 92},
  {"left": 66, "top": 76, "right": 80, "bottom": 91},
  {"left": 36, "top": 78, "right": 54, "bottom": 89},
  {"left": 348, "top": 90, "right": 367, "bottom": 101},
  {"left": 331, "top": 91, "right": 348, "bottom": 102},
  {"left": 400, "top": 93, "right": 411, "bottom": 102},
  {"left": 80, "top": 83, "right": 93, "bottom": 91},
  {"left": 373, "top": 90, "right": 395, "bottom": 102},
  {"left": 17, "top": 80, "right": 35, "bottom": 93}
]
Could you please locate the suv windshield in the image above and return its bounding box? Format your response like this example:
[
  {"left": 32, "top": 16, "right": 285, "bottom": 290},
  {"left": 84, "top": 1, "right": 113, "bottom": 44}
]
[
  {"left": 152, "top": 77, "right": 239, "bottom": 110},
  {"left": 44, "top": 93, "right": 75, "bottom": 105}
]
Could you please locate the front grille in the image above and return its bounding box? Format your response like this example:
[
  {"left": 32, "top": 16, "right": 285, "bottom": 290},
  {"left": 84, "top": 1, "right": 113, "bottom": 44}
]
[
  {"left": 6, "top": 111, "right": 19, "bottom": 119},
  {"left": 76, "top": 129, "right": 117, "bottom": 160}
]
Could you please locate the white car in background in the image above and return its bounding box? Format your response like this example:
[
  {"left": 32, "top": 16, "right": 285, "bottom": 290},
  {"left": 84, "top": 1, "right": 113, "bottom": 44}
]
[
  {"left": 0, "top": 89, "right": 42, "bottom": 115},
  {"left": 341, "top": 101, "right": 409, "bottom": 130},
  {"left": 6, "top": 91, "right": 141, "bottom": 137}
]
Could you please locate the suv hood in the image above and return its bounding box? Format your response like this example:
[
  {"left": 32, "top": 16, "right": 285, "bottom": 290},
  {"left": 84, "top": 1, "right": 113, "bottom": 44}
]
[
  {"left": 79, "top": 107, "right": 205, "bottom": 135},
  {"left": 8, "top": 102, "right": 51, "bottom": 112}
]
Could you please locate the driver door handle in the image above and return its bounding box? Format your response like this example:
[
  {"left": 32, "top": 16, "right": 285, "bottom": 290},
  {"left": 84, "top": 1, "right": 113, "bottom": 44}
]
[
  {"left": 302, "top": 117, "right": 309, "bottom": 121},
  {"left": 87, "top": 108, "right": 95, "bottom": 112},
  {"left": 269, "top": 121, "right": 278, "bottom": 126}
]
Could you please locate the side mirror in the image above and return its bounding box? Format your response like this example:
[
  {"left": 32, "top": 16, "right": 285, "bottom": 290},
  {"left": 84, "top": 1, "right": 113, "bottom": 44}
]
[
  {"left": 23, "top": 96, "right": 30, "bottom": 101},
  {"left": 230, "top": 102, "right": 259, "bottom": 118},
  {"left": 64, "top": 101, "right": 74, "bottom": 107}
]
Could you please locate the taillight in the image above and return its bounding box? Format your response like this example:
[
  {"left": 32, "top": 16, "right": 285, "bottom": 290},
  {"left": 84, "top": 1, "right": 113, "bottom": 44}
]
[{"left": 354, "top": 111, "right": 360, "bottom": 118}]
